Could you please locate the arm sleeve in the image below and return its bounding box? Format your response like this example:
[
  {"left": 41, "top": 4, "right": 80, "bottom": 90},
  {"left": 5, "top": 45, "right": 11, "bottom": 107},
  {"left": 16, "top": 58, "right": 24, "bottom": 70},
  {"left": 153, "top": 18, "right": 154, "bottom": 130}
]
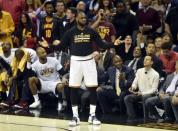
[
  {"left": 92, "top": 29, "right": 114, "bottom": 49},
  {"left": 131, "top": 70, "right": 139, "bottom": 90},
  {"left": 60, "top": 30, "right": 71, "bottom": 50},
  {"left": 52, "top": 18, "right": 61, "bottom": 41},
  {"left": 142, "top": 74, "right": 159, "bottom": 95},
  {"left": 0, "top": 57, "right": 12, "bottom": 76},
  {"left": 4, "top": 14, "right": 15, "bottom": 35}
]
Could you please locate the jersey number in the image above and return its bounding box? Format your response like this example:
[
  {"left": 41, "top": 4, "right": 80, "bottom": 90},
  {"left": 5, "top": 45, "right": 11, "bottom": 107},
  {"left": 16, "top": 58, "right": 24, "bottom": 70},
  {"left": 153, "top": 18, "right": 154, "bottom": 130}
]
[{"left": 45, "top": 30, "right": 51, "bottom": 38}]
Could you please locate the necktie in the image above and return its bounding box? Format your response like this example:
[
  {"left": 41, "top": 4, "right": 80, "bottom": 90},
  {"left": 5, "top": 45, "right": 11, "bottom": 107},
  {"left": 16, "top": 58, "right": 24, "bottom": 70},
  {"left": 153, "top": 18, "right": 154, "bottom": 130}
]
[
  {"left": 56, "top": 53, "right": 60, "bottom": 60},
  {"left": 129, "top": 58, "right": 137, "bottom": 68},
  {"left": 116, "top": 72, "right": 121, "bottom": 96},
  {"left": 98, "top": 53, "right": 104, "bottom": 70}
]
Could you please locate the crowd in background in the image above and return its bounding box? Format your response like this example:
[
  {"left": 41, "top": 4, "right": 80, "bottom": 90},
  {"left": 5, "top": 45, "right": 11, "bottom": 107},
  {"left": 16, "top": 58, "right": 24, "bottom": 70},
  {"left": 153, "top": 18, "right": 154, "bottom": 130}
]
[{"left": 0, "top": 0, "right": 178, "bottom": 123}]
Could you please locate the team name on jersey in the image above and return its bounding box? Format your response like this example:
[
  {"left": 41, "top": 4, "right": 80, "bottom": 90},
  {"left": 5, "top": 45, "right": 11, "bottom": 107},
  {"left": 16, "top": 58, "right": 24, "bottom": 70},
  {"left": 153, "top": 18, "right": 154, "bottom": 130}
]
[
  {"left": 40, "top": 68, "right": 54, "bottom": 77},
  {"left": 74, "top": 33, "right": 90, "bottom": 43},
  {"left": 44, "top": 23, "right": 53, "bottom": 29}
]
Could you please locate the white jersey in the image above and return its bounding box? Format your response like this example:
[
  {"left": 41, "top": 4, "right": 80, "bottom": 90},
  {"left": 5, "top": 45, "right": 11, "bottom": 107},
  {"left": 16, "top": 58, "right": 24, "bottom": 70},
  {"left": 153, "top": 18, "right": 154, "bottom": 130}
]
[
  {"left": 32, "top": 57, "right": 62, "bottom": 81},
  {"left": 0, "top": 52, "right": 14, "bottom": 65}
]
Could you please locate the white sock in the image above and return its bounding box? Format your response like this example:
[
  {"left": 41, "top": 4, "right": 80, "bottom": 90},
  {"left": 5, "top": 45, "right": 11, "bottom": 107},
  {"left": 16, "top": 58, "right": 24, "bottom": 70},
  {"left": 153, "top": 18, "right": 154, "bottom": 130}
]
[
  {"left": 90, "top": 104, "right": 96, "bottom": 116},
  {"left": 72, "top": 106, "right": 79, "bottom": 118},
  {"left": 33, "top": 94, "right": 39, "bottom": 102}
]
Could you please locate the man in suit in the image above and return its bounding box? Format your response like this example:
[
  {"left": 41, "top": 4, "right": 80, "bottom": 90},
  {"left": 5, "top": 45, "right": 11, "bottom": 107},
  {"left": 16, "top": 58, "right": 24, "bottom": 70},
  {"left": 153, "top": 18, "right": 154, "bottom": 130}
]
[
  {"left": 145, "top": 60, "right": 178, "bottom": 121},
  {"left": 125, "top": 46, "right": 142, "bottom": 73},
  {"left": 97, "top": 49, "right": 114, "bottom": 71},
  {"left": 97, "top": 55, "right": 134, "bottom": 114}
]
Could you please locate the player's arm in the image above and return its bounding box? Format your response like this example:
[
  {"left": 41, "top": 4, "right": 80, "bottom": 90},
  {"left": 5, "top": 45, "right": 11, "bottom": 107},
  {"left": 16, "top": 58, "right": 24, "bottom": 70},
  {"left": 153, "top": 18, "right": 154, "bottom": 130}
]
[
  {"left": 0, "top": 56, "right": 12, "bottom": 76},
  {"left": 92, "top": 29, "right": 121, "bottom": 49}
]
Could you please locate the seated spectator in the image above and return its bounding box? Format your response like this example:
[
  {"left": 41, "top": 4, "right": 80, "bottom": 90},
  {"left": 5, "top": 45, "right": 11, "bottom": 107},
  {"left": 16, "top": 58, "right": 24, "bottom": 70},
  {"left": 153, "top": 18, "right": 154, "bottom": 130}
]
[
  {"left": 171, "top": 83, "right": 178, "bottom": 123},
  {"left": 97, "top": 55, "right": 134, "bottom": 114},
  {"left": 125, "top": 46, "right": 142, "bottom": 73},
  {"left": 97, "top": 49, "right": 114, "bottom": 71},
  {"left": 159, "top": 42, "right": 178, "bottom": 74},
  {"left": 124, "top": 56, "right": 159, "bottom": 120},
  {"left": 145, "top": 60, "right": 178, "bottom": 121}
]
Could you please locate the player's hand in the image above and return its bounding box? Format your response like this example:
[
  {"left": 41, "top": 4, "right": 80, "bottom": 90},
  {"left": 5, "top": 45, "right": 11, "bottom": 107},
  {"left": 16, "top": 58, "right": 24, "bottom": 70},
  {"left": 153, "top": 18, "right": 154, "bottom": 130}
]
[{"left": 114, "top": 36, "right": 123, "bottom": 46}]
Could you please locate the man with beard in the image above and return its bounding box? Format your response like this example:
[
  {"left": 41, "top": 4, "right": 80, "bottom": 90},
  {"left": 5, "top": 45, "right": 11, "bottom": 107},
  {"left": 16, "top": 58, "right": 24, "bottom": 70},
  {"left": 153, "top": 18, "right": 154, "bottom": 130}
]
[
  {"left": 58, "top": 11, "right": 120, "bottom": 126},
  {"left": 28, "top": 47, "right": 68, "bottom": 110}
]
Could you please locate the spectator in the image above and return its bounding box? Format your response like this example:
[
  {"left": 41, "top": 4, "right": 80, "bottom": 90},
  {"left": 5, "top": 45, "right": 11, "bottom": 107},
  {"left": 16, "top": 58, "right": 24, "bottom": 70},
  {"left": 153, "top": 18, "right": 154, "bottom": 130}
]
[
  {"left": 14, "top": 13, "right": 37, "bottom": 49},
  {"left": 165, "top": 5, "right": 178, "bottom": 51},
  {"left": 0, "top": 8, "right": 15, "bottom": 47},
  {"left": 115, "top": 35, "right": 135, "bottom": 62},
  {"left": 124, "top": 55, "right": 159, "bottom": 120},
  {"left": 136, "top": 0, "right": 161, "bottom": 36},
  {"left": 0, "top": 0, "right": 26, "bottom": 27},
  {"left": 145, "top": 61, "right": 178, "bottom": 121},
  {"left": 97, "top": 55, "right": 134, "bottom": 114},
  {"left": 154, "top": 36, "right": 163, "bottom": 57},
  {"left": 112, "top": 1, "right": 138, "bottom": 39},
  {"left": 125, "top": 46, "right": 142, "bottom": 73},
  {"left": 159, "top": 42, "right": 178, "bottom": 74}
]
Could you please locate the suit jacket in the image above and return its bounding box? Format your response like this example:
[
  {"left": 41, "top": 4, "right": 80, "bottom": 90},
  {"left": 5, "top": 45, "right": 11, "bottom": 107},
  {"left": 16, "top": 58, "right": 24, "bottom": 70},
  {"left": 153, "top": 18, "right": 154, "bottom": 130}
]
[
  {"left": 160, "top": 73, "right": 178, "bottom": 93},
  {"left": 106, "top": 65, "right": 135, "bottom": 92},
  {"left": 124, "top": 57, "right": 142, "bottom": 72},
  {"left": 102, "top": 50, "right": 113, "bottom": 71},
  {"left": 48, "top": 51, "right": 70, "bottom": 68}
]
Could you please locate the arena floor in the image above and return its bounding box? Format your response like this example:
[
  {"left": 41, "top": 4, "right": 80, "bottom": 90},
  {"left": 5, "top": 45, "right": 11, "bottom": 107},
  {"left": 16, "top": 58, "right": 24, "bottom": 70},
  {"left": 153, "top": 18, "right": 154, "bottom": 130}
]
[{"left": 0, "top": 114, "right": 173, "bottom": 131}]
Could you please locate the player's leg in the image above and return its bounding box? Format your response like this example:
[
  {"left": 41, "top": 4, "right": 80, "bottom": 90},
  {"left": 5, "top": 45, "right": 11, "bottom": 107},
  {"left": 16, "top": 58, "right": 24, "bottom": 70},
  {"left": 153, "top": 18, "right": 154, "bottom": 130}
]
[
  {"left": 56, "top": 82, "right": 65, "bottom": 111},
  {"left": 69, "top": 59, "right": 83, "bottom": 126},
  {"left": 83, "top": 59, "right": 101, "bottom": 125},
  {"left": 28, "top": 77, "right": 41, "bottom": 108}
]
